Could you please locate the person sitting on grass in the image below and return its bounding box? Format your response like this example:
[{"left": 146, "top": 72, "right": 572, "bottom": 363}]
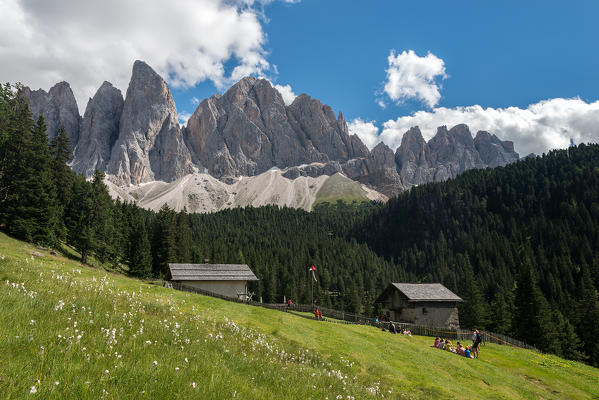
[
  {"left": 464, "top": 345, "right": 473, "bottom": 359},
  {"left": 433, "top": 337, "right": 440, "bottom": 348},
  {"left": 438, "top": 339, "right": 445, "bottom": 350},
  {"left": 444, "top": 340, "right": 454, "bottom": 352},
  {"left": 455, "top": 342, "right": 466, "bottom": 356},
  {"left": 389, "top": 322, "right": 397, "bottom": 334}
]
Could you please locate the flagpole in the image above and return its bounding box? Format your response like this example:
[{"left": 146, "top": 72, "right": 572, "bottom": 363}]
[{"left": 311, "top": 274, "right": 314, "bottom": 309}]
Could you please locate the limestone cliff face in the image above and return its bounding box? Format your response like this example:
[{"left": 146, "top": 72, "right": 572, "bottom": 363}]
[
  {"left": 183, "top": 77, "right": 369, "bottom": 179},
  {"left": 394, "top": 124, "right": 519, "bottom": 188},
  {"left": 107, "top": 61, "right": 192, "bottom": 185},
  {"left": 474, "top": 130, "right": 520, "bottom": 167},
  {"left": 23, "top": 82, "right": 81, "bottom": 146},
  {"left": 72, "top": 82, "right": 124, "bottom": 176},
  {"left": 24, "top": 61, "right": 521, "bottom": 204},
  {"left": 342, "top": 142, "right": 404, "bottom": 197}
]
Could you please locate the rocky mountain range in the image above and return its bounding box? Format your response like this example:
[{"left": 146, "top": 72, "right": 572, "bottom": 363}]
[{"left": 24, "top": 60, "right": 520, "bottom": 210}]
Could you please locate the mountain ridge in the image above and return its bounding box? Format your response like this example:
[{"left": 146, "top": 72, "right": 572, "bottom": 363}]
[{"left": 23, "top": 60, "right": 520, "bottom": 209}]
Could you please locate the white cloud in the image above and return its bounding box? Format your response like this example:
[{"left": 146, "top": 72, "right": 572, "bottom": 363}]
[
  {"left": 378, "top": 98, "right": 599, "bottom": 156},
  {"left": 347, "top": 118, "right": 381, "bottom": 149},
  {"left": 273, "top": 84, "right": 296, "bottom": 105},
  {"left": 191, "top": 97, "right": 200, "bottom": 106},
  {"left": 0, "top": 0, "right": 296, "bottom": 111},
  {"left": 382, "top": 50, "right": 447, "bottom": 108},
  {"left": 178, "top": 111, "right": 192, "bottom": 127}
]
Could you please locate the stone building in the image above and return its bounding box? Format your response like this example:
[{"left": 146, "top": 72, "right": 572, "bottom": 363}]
[
  {"left": 375, "top": 283, "right": 462, "bottom": 328},
  {"left": 166, "top": 263, "right": 258, "bottom": 301}
]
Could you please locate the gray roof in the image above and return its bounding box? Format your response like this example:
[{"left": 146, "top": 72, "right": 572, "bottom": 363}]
[
  {"left": 167, "top": 263, "right": 258, "bottom": 282},
  {"left": 375, "top": 283, "right": 462, "bottom": 303},
  {"left": 392, "top": 283, "right": 462, "bottom": 302}
]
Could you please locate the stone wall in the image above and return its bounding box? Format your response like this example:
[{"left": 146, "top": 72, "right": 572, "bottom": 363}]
[{"left": 177, "top": 280, "right": 248, "bottom": 300}]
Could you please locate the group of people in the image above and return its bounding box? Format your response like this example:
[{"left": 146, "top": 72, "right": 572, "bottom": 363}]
[
  {"left": 433, "top": 329, "right": 482, "bottom": 359},
  {"left": 385, "top": 322, "right": 412, "bottom": 336}
]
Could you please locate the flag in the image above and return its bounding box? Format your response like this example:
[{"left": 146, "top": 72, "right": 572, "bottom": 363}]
[{"left": 309, "top": 265, "right": 317, "bottom": 282}]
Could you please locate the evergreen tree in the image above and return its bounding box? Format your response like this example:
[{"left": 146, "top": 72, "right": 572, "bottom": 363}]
[
  {"left": 151, "top": 204, "right": 177, "bottom": 277},
  {"left": 67, "top": 175, "right": 94, "bottom": 264},
  {"left": 50, "top": 125, "right": 74, "bottom": 241},
  {"left": 90, "top": 170, "right": 115, "bottom": 264},
  {"left": 512, "top": 257, "right": 556, "bottom": 351},
  {"left": 174, "top": 209, "right": 192, "bottom": 263},
  {"left": 4, "top": 114, "right": 58, "bottom": 244},
  {"left": 457, "top": 255, "right": 488, "bottom": 329},
  {"left": 128, "top": 212, "right": 152, "bottom": 277},
  {"left": 576, "top": 266, "right": 599, "bottom": 366}
]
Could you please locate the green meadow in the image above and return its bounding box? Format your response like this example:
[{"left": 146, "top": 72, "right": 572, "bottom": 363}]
[{"left": 1, "top": 232, "right": 598, "bottom": 399}]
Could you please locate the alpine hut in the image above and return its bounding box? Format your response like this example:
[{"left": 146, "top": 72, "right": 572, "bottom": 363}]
[
  {"left": 166, "top": 263, "right": 259, "bottom": 301},
  {"left": 375, "top": 283, "right": 463, "bottom": 328}
]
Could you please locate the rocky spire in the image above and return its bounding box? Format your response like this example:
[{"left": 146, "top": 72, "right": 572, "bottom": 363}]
[
  {"left": 23, "top": 81, "right": 81, "bottom": 146},
  {"left": 72, "top": 82, "right": 124, "bottom": 177},
  {"left": 107, "top": 60, "right": 192, "bottom": 185}
]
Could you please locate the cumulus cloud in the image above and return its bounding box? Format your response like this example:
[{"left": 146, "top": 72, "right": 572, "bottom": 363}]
[
  {"left": 378, "top": 98, "right": 599, "bottom": 156},
  {"left": 191, "top": 97, "right": 200, "bottom": 106},
  {"left": 0, "top": 0, "right": 294, "bottom": 111},
  {"left": 381, "top": 50, "right": 447, "bottom": 108},
  {"left": 273, "top": 83, "right": 296, "bottom": 105},
  {"left": 347, "top": 118, "right": 381, "bottom": 149},
  {"left": 178, "top": 111, "right": 192, "bottom": 127}
]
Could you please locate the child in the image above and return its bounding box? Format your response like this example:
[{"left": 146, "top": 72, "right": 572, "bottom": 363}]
[
  {"left": 438, "top": 339, "right": 445, "bottom": 350},
  {"left": 464, "top": 345, "right": 473, "bottom": 359},
  {"left": 433, "top": 337, "right": 440, "bottom": 348},
  {"left": 445, "top": 340, "right": 453, "bottom": 352}
]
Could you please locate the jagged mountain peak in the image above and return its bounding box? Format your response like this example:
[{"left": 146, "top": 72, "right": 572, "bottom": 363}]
[{"left": 23, "top": 80, "right": 81, "bottom": 145}]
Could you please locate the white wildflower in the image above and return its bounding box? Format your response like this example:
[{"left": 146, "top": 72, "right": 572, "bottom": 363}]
[
  {"left": 54, "top": 381, "right": 59, "bottom": 386},
  {"left": 30, "top": 386, "right": 37, "bottom": 394},
  {"left": 191, "top": 382, "right": 196, "bottom": 388},
  {"left": 152, "top": 360, "right": 158, "bottom": 366}
]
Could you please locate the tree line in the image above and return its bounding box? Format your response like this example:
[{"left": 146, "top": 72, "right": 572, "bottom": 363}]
[{"left": 1, "top": 83, "right": 598, "bottom": 365}]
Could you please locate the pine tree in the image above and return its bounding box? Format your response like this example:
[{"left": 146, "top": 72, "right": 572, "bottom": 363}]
[
  {"left": 4, "top": 114, "right": 58, "bottom": 244},
  {"left": 512, "top": 257, "right": 556, "bottom": 350},
  {"left": 67, "top": 175, "right": 94, "bottom": 264},
  {"left": 576, "top": 265, "right": 599, "bottom": 366},
  {"left": 457, "top": 255, "right": 488, "bottom": 329},
  {"left": 90, "top": 170, "right": 115, "bottom": 264},
  {"left": 174, "top": 209, "right": 192, "bottom": 263},
  {"left": 152, "top": 204, "right": 177, "bottom": 277},
  {"left": 128, "top": 212, "right": 152, "bottom": 277},
  {"left": 50, "top": 125, "right": 74, "bottom": 241}
]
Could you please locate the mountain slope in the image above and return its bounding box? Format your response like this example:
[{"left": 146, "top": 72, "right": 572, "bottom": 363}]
[
  {"left": 1, "top": 232, "right": 597, "bottom": 399},
  {"left": 106, "top": 167, "right": 386, "bottom": 213}
]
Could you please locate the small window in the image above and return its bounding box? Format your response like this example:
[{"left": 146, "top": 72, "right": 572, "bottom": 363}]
[{"left": 422, "top": 307, "right": 428, "bottom": 314}]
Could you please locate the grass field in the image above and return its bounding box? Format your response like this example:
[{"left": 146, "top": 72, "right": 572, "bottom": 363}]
[{"left": 1, "top": 232, "right": 598, "bottom": 399}]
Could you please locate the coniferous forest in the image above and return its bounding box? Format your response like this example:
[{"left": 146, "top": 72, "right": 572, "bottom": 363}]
[{"left": 1, "top": 83, "right": 599, "bottom": 365}]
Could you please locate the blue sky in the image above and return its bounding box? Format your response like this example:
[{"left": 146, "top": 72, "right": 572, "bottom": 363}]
[
  {"left": 171, "top": 0, "right": 599, "bottom": 155},
  {"left": 3, "top": 0, "right": 599, "bottom": 155}
]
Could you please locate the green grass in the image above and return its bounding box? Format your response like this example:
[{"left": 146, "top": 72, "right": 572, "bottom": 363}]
[
  {"left": 313, "top": 173, "right": 370, "bottom": 207},
  {"left": 0, "top": 232, "right": 598, "bottom": 399}
]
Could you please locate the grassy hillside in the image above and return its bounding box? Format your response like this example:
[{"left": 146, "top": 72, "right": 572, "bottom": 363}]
[
  {"left": 314, "top": 173, "right": 371, "bottom": 207},
  {"left": 1, "top": 233, "right": 598, "bottom": 399}
]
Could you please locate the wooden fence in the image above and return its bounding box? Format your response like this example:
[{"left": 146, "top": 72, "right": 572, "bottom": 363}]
[{"left": 166, "top": 281, "right": 538, "bottom": 352}]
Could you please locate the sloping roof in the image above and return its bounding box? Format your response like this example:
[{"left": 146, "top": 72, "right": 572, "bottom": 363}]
[
  {"left": 167, "top": 263, "right": 258, "bottom": 281},
  {"left": 376, "top": 283, "right": 463, "bottom": 303}
]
